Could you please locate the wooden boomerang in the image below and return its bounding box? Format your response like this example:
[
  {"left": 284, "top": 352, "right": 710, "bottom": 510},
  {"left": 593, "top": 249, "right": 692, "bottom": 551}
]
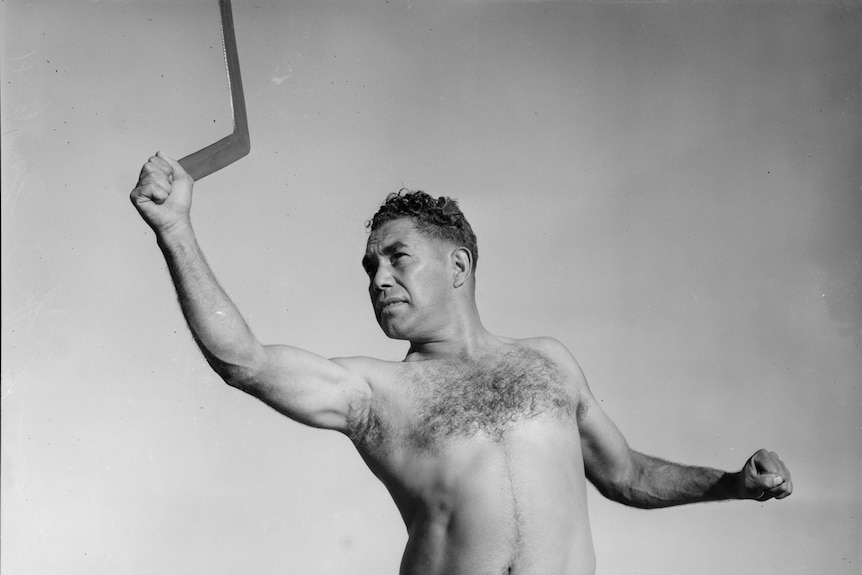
[{"left": 178, "top": 0, "right": 250, "bottom": 180}]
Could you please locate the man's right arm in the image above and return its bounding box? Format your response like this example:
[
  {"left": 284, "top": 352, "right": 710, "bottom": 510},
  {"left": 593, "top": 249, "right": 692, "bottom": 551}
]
[{"left": 130, "top": 153, "right": 370, "bottom": 432}]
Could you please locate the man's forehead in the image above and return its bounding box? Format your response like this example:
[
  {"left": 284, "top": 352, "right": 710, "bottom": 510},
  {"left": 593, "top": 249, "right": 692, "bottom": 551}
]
[{"left": 365, "top": 218, "right": 423, "bottom": 252}]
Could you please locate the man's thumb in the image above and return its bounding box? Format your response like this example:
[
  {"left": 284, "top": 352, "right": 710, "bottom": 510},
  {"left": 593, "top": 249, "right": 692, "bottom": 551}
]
[{"left": 753, "top": 473, "right": 784, "bottom": 489}]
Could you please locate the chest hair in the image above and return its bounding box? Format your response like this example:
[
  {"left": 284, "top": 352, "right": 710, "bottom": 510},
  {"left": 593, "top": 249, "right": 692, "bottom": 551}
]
[{"left": 349, "top": 347, "right": 578, "bottom": 454}]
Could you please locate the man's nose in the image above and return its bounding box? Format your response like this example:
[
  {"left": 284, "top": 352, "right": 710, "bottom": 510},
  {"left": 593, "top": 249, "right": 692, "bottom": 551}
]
[{"left": 371, "top": 265, "right": 394, "bottom": 292}]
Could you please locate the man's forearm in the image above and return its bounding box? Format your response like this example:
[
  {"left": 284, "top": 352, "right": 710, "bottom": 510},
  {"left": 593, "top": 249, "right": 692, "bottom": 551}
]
[
  {"left": 613, "top": 451, "right": 742, "bottom": 509},
  {"left": 157, "top": 223, "right": 264, "bottom": 385}
]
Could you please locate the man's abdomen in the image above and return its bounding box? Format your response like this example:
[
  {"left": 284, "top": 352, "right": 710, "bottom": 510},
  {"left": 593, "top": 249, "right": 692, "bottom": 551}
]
[{"left": 398, "top": 420, "right": 595, "bottom": 575}]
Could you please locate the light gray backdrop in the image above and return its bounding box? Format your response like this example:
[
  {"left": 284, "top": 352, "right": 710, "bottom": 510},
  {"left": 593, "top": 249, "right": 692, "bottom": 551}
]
[{"left": 2, "top": 1, "right": 860, "bottom": 573}]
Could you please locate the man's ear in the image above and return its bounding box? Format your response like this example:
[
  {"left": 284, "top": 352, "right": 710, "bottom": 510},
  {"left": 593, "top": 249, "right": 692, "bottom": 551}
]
[{"left": 451, "top": 247, "right": 474, "bottom": 288}]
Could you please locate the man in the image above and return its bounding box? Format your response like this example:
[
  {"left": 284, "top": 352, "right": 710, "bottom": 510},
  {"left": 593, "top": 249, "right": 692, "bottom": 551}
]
[{"left": 131, "top": 152, "right": 792, "bottom": 575}]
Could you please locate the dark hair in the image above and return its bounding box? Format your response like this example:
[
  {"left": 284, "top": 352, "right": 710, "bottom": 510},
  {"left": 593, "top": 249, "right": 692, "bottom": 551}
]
[{"left": 367, "top": 189, "right": 478, "bottom": 270}]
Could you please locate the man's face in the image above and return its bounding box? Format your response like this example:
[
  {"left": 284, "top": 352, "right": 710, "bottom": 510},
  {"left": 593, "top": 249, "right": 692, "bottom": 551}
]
[{"left": 363, "top": 218, "right": 454, "bottom": 341}]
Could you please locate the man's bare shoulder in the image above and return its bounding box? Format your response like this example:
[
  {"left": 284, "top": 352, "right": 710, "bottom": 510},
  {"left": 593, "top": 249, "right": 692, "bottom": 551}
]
[
  {"left": 513, "top": 336, "right": 587, "bottom": 396},
  {"left": 329, "top": 355, "right": 419, "bottom": 398},
  {"left": 512, "top": 336, "right": 589, "bottom": 388},
  {"left": 330, "top": 355, "right": 404, "bottom": 379},
  {"left": 514, "top": 335, "right": 567, "bottom": 353}
]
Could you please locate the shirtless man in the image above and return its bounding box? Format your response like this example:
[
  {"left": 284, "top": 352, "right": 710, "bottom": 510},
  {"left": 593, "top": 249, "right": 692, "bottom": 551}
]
[{"left": 131, "top": 152, "right": 793, "bottom": 575}]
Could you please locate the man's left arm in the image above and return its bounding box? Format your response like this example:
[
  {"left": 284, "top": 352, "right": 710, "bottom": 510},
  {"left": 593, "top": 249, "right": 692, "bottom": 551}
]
[
  {"left": 545, "top": 339, "right": 793, "bottom": 508},
  {"left": 586, "top": 444, "right": 793, "bottom": 508}
]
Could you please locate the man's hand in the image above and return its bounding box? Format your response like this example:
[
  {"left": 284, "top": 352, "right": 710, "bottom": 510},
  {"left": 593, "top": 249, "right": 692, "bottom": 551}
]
[
  {"left": 738, "top": 449, "right": 793, "bottom": 501},
  {"left": 130, "top": 152, "right": 194, "bottom": 236}
]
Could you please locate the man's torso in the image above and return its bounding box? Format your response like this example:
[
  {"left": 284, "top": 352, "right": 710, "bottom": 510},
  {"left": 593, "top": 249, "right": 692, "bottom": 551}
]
[{"left": 347, "top": 339, "right": 596, "bottom": 575}]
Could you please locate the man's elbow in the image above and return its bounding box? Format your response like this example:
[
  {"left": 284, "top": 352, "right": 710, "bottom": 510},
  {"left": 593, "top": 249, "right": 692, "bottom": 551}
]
[
  {"left": 587, "top": 465, "right": 625, "bottom": 502},
  {"left": 200, "top": 343, "right": 268, "bottom": 391},
  {"left": 588, "top": 453, "right": 648, "bottom": 507}
]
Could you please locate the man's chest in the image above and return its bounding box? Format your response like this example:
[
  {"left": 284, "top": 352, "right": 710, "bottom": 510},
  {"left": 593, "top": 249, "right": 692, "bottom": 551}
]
[{"left": 353, "top": 347, "right": 580, "bottom": 453}]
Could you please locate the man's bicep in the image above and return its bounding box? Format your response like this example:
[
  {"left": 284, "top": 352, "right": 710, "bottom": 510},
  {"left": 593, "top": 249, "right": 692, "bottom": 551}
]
[
  {"left": 578, "top": 383, "right": 633, "bottom": 491},
  {"left": 243, "top": 344, "right": 371, "bottom": 432}
]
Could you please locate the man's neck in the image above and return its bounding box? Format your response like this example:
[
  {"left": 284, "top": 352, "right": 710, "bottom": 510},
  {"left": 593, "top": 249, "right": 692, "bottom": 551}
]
[{"left": 405, "top": 325, "right": 501, "bottom": 361}]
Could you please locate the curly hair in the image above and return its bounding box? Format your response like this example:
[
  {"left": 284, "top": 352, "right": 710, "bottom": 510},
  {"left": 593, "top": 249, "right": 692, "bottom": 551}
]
[{"left": 367, "top": 189, "right": 478, "bottom": 270}]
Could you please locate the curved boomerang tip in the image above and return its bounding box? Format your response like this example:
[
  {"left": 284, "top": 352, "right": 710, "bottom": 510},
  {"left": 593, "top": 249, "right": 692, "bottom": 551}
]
[{"left": 178, "top": 0, "right": 249, "bottom": 182}]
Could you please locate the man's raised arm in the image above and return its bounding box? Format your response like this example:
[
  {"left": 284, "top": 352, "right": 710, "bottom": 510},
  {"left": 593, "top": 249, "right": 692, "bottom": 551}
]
[{"left": 130, "top": 153, "right": 370, "bottom": 431}]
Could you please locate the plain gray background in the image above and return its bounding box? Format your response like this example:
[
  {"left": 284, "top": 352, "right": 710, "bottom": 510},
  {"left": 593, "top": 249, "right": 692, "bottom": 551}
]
[{"left": 2, "top": 1, "right": 860, "bottom": 573}]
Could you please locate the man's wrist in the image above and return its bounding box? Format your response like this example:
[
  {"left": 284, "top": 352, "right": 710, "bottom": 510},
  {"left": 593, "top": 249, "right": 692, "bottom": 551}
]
[
  {"left": 723, "top": 470, "right": 746, "bottom": 500},
  {"left": 704, "top": 470, "right": 745, "bottom": 501},
  {"left": 155, "top": 218, "right": 195, "bottom": 246}
]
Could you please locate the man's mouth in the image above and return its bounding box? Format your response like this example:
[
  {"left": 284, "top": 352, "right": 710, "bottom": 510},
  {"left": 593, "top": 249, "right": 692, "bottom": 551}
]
[{"left": 379, "top": 299, "right": 406, "bottom": 313}]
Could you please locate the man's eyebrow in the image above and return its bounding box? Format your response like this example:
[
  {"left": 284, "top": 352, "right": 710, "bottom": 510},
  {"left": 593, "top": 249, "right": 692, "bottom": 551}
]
[
  {"left": 361, "top": 241, "right": 410, "bottom": 271},
  {"left": 381, "top": 241, "right": 409, "bottom": 254}
]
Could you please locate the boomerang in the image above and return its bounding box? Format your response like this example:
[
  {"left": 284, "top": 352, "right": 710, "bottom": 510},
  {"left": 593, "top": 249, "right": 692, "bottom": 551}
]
[{"left": 178, "top": 0, "right": 249, "bottom": 180}]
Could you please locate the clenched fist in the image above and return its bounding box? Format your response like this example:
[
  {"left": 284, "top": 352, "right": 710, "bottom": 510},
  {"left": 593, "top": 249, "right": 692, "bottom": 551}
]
[
  {"left": 737, "top": 449, "right": 793, "bottom": 501},
  {"left": 130, "top": 152, "right": 194, "bottom": 236}
]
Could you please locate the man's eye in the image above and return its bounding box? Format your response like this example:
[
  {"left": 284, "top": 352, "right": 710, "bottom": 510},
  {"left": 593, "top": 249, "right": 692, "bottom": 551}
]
[{"left": 392, "top": 253, "right": 407, "bottom": 263}]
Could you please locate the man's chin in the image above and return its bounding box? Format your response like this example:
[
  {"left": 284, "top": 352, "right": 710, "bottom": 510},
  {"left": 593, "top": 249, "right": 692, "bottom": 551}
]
[
  {"left": 378, "top": 321, "right": 411, "bottom": 341},
  {"left": 382, "top": 327, "right": 410, "bottom": 341}
]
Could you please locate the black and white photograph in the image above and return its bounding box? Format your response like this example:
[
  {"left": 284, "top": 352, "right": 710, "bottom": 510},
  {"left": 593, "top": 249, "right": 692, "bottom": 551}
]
[{"left": 2, "top": 1, "right": 860, "bottom": 573}]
